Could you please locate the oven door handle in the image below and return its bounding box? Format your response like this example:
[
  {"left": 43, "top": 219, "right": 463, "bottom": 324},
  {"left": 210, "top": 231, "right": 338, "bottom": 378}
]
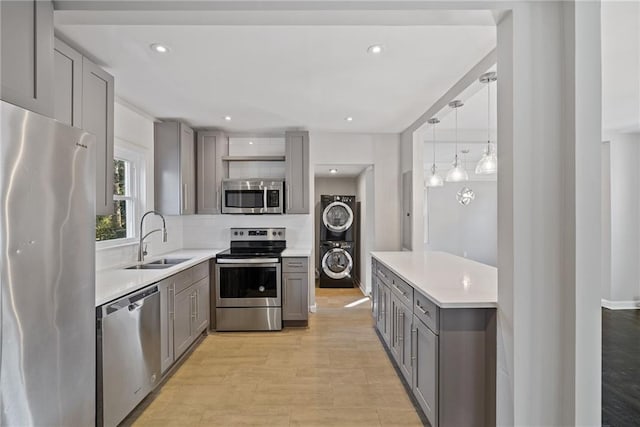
[{"left": 216, "top": 258, "right": 280, "bottom": 264}]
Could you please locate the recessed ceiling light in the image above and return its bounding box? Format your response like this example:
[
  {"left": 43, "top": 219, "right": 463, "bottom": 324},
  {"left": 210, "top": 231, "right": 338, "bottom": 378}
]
[
  {"left": 329, "top": 168, "right": 338, "bottom": 174},
  {"left": 367, "top": 44, "right": 383, "bottom": 54},
  {"left": 224, "top": 116, "right": 232, "bottom": 121},
  {"left": 345, "top": 116, "right": 353, "bottom": 122},
  {"left": 150, "top": 43, "right": 169, "bottom": 53},
  {"left": 249, "top": 141, "right": 254, "bottom": 145}
]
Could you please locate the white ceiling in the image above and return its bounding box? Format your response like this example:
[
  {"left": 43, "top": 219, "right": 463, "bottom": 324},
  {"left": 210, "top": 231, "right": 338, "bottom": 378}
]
[{"left": 55, "top": 23, "right": 496, "bottom": 132}]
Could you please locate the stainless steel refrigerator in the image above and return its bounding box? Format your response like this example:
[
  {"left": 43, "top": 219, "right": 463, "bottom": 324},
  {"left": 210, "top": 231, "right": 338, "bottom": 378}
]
[{"left": 0, "top": 100, "right": 96, "bottom": 425}]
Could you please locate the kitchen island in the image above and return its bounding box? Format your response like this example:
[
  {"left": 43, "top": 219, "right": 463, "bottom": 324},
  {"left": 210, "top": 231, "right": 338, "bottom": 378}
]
[{"left": 371, "top": 251, "right": 497, "bottom": 427}]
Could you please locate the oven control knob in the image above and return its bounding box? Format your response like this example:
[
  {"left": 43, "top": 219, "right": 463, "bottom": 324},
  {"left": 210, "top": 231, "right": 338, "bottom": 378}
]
[
  {"left": 272, "top": 231, "right": 276, "bottom": 236},
  {"left": 259, "top": 286, "right": 265, "bottom": 293},
  {"left": 278, "top": 231, "right": 283, "bottom": 236},
  {"left": 240, "top": 231, "right": 244, "bottom": 236},
  {"left": 233, "top": 231, "right": 238, "bottom": 236}
]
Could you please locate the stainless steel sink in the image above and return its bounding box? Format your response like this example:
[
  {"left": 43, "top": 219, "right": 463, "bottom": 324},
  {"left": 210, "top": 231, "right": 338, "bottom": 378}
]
[
  {"left": 124, "top": 258, "right": 192, "bottom": 270},
  {"left": 125, "top": 264, "right": 173, "bottom": 270},
  {"left": 147, "top": 258, "right": 192, "bottom": 265}
]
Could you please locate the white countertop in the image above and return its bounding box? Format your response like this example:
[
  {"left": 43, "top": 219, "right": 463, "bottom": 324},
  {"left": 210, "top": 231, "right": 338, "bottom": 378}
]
[
  {"left": 95, "top": 247, "right": 312, "bottom": 306},
  {"left": 281, "top": 248, "right": 312, "bottom": 257},
  {"left": 96, "top": 249, "right": 224, "bottom": 306},
  {"left": 371, "top": 251, "right": 497, "bottom": 309}
]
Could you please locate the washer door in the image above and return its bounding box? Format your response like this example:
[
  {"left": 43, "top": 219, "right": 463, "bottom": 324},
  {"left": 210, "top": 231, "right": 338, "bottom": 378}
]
[
  {"left": 321, "top": 248, "right": 353, "bottom": 280},
  {"left": 322, "top": 201, "right": 354, "bottom": 232}
]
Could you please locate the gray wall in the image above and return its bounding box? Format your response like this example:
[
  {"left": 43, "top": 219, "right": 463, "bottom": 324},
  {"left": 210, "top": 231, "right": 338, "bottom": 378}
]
[{"left": 424, "top": 181, "right": 497, "bottom": 267}]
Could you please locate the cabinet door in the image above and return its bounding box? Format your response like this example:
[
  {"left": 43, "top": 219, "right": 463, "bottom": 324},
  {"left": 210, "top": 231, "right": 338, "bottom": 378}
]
[
  {"left": 390, "top": 294, "right": 401, "bottom": 362},
  {"left": 193, "top": 277, "right": 210, "bottom": 334},
  {"left": 180, "top": 124, "right": 196, "bottom": 214},
  {"left": 371, "top": 274, "right": 378, "bottom": 322},
  {"left": 158, "top": 279, "right": 175, "bottom": 373},
  {"left": 82, "top": 57, "right": 114, "bottom": 215},
  {"left": 398, "top": 303, "right": 413, "bottom": 384},
  {"left": 285, "top": 131, "right": 309, "bottom": 214},
  {"left": 376, "top": 282, "right": 391, "bottom": 347},
  {"left": 196, "top": 131, "right": 219, "bottom": 214},
  {"left": 402, "top": 171, "right": 412, "bottom": 250},
  {"left": 53, "top": 38, "right": 82, "bottom": 127},
  {"left": 413, "top": 316, "right": 439, "bottom": 427},
  {"left": 283, "top": 272, "right": 308, "bottom": 321},
  {"left": 1, "top": 0, "right": 54, "bottom": 117},
  {"left": 173, "top": 287, "right": 194, "bottom": 358}
]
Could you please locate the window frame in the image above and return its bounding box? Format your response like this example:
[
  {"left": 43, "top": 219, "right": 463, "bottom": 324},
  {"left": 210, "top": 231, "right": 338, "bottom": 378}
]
[{"left": 95, "top": 141, "right": 146, "bottom": 249}]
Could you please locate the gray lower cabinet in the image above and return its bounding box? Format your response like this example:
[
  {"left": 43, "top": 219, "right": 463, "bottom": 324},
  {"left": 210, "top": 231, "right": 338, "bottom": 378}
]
[
  {"left": 158, "top": 278, "right": 175, "bottom": 373},
  {"left": 82, "top": 57, "right": 115, "bottom": 215},
  {"left": 155, "top": 121, "right": 196, "bottom": 215},
  {"left": 196, "top": 130, "right": 228, "bottom": 214},
  {"left": 413, "top": 315, "right": 439, "bottom": 427},
  {"left": 376, "top": 280, "right": 391, "bottom": 346},
  {"left": 372, "top": 259, "right": 496, "bottom": 427},
  {"left": 173, "top": 286, "right": 194, "bottom": 358},
  {"left": 391, "top": 295, "right": 413, "bottom": 385},
  {"left": 284, "top": 131, "right": 309, "bottom": 214},
  {"left": 282, "top": 257, "right": 309, "bottom": 324},
  {"left": 174, "top": 276, "right": 210, "bottom": 358},
  {"left": 1, "top": 0, "right": 54, "bottom": 117}
]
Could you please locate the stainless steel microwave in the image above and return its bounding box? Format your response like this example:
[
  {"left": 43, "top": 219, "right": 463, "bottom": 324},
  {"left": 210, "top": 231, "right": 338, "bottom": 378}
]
[{"left": 221, "top": 179, "right": 284, "bottom": 214}]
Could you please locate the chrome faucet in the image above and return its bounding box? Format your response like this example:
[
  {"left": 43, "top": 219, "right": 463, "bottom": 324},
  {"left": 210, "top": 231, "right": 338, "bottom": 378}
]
[{"left": 137, "top": 210, "right": 168, "bottom": 262}]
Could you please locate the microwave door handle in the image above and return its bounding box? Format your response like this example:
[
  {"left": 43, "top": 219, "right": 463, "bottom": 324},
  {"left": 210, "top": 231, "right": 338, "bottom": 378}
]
[{"left": 263, "top": 189, "right": 268, "bottom": 213}]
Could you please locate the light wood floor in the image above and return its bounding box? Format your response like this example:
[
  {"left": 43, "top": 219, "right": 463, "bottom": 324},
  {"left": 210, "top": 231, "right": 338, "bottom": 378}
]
[{"left": 129, "top": 288, "right": 424, "bottom": 426}]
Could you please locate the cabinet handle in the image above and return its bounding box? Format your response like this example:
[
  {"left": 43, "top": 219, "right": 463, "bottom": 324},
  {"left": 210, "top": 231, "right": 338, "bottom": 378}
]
[
  {"left": 168, "top": 286, "right": 174, "bottom": 316},
  {"left": 182, "top": 184, "right": 187, "bottom": 212},
  {"left": 195, "top": 290, "right": 198, "bottom": 319},
  {"left": 392, "top": 283, "right": 407, "bottom": 297},
  {"left": 416, "top": 301, "right": 430, "bottom": 316},
  {"left": 398, "top": 312, "right": 404, "bottom": 342},
  {"left": 411, "top": 328, "right": 417, "bottom": 366},
  {"left": 191, "top": 294, "right": 196, "bottom": 320}
]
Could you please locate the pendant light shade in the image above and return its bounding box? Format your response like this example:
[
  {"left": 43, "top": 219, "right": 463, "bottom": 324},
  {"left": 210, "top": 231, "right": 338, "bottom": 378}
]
[
  {"left": 446, "top": 100, "right": 468, "bottom": 182},
  {"left": 425, "top": 118, "right": 444, "bottom": 188},
  {"left": 475, "top": 72, "right": 498, "bottom": 175}
]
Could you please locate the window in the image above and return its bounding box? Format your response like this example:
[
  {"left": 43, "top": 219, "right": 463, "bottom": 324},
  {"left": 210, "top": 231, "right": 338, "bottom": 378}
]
[{"left": 96, "top": 144, "right": 144, "bottom": 244}]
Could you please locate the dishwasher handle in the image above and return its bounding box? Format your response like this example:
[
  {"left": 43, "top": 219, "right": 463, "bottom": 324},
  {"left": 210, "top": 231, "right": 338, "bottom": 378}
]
[{"left": 101, "top": 285, "right": 159, "bottom": 317}]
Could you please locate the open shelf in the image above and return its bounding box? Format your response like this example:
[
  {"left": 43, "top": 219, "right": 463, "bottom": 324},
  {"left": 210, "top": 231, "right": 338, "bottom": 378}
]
[{"left": 222, "top": 155, "right": 286, "bottom": 162}]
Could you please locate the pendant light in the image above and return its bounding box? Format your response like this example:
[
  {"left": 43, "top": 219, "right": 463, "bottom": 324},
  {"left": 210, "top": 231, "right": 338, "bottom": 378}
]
[
  {"left": 425, "top": 118, "right": 444, "bottom": 187},
  {"left": 446, "top": 100, "right": 469, "bottom": 182},
  {"left": 475, "top": 71, "right": 498, "bottom": 174}
]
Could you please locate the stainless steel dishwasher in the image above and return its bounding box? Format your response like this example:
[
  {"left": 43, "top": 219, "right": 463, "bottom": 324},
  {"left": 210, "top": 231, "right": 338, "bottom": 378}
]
[{"left": 97, "top": 285, "right": 161, "bottom": 427}]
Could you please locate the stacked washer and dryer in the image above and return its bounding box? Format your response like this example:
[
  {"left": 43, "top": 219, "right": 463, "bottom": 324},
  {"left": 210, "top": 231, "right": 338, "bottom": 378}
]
[{"left": 319, "top": 195, "right": 357, "bottom": 288}]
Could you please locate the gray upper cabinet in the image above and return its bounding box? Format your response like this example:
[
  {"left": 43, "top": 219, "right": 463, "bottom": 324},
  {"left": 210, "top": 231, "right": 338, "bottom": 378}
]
[
  {"left": 1, "top": 0, "right": 54, "bottom": 117},
  {"left": 155, "top": 121, "right": 196, "bottom": 215},
  {"left": 285, "top": 131, "right": 309, "bottom": 214},
  {"left": 53, "top": 38, "right": 83, "bottom": 127},
  {"left": 196, "top": 130, "right": 228, "bottom": 214},
  {"left": 82, "top": 57, "right": 115, "bottom": 216},
  {"left": 54, "top": 39, "right": 115, "bottom": 215}
]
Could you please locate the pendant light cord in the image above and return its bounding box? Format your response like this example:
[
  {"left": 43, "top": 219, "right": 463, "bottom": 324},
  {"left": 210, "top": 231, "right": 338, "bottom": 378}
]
[
  {"left": 454, "top": 105, "right": 459, "bottom": 166},
  {"left": 432, "top": 123, "right": 437, "bottom": 169}
]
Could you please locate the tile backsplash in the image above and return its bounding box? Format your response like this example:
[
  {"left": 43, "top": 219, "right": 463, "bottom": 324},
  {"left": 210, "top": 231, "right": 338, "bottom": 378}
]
[{"left": 96, "top": 216, "right": 184, "bottom": 270}]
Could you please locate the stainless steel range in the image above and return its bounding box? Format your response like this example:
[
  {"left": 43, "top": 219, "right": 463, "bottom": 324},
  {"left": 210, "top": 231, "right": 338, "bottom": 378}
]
[{"left": 215, "top": 228, "right": 286, "bottom": 331}]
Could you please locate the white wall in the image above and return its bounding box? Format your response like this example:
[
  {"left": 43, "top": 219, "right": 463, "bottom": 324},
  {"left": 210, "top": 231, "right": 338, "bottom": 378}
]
[
  {"left": 309, "top": 132, "right": 401, "bottom": 299},
  {"left": 357, "top": 167, "right": 375, "bottom": 295},
  {"left": 96, "top": 101, "right": 183, "bottom": 270},
  {"left": 604, "top": 132, "right": 640, "bottom": 305},
  {"left": 424, "top": 181, "right": 497, "bottom": 266},
  {"left": 182, "top": 214, "right": 312, "bottom": 250}
]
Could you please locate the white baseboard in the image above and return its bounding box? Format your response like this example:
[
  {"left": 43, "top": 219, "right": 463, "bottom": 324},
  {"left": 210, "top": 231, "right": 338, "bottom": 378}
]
[
  {"left": 309, "top": 303, "right": 317, "bottom": 313},
  {"left": 601, "top": 299, "right": 640, "bottom": 310}
]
